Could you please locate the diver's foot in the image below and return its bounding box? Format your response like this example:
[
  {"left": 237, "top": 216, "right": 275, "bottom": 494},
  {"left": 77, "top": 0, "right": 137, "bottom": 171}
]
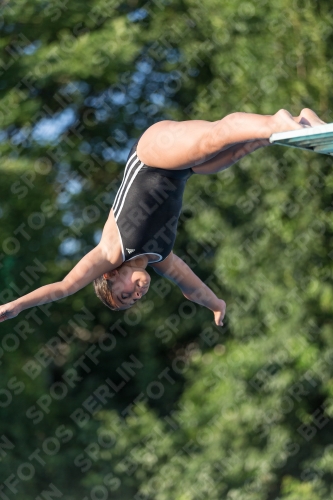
[
  {"left": 297, "top": 108, "right": 326, "bottom": 127},
  {"left": 271, "top": 109, "right": 308, "bottom": 134}
]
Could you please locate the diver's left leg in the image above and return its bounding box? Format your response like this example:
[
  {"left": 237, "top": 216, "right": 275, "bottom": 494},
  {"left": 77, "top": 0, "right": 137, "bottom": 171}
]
[
  {"left": 191, "top": 108, "right": 327, "bottom": 175},
  {"left": 136, "top": 109, "right": 308, "bottom": 171}
]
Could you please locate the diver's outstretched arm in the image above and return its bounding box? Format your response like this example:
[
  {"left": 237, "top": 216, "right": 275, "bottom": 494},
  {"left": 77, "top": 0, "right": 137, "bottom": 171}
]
[
  {"left": 0, "top": 244, "right": 113, "bottom": 322},
  {"left": 151, "top": 252, "right": 226, "bottom": 326}
]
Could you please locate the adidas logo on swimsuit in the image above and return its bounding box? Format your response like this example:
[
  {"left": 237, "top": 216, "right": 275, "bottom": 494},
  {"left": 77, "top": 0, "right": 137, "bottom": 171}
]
[{"left": 126, "top": 248, "right": 135, "bottom": 254}]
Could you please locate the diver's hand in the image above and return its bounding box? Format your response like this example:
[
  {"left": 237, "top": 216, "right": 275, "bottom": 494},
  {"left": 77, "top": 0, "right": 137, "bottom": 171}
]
[
  {"left": 213, "top": 299, "right": 226, "bottom": 327},
  {"left": 0, "top": 301, "right": 20, "bottom": 323}
]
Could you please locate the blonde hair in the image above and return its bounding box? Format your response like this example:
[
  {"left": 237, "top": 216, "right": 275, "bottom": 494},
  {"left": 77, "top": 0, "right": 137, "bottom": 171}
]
[{"left": 93, "top": 275, "right": 120, "bottom": 311}]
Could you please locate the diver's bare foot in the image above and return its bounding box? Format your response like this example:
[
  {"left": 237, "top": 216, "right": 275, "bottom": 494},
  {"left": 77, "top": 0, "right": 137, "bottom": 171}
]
[
  {"left": 271, "top": 109, "right": 308, "bottom": 134},
  {"left": 297, "top": 108, "right": 326, "bottom": 127}
]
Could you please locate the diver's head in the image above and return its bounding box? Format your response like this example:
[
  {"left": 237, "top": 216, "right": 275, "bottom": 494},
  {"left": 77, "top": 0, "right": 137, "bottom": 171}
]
[{"left": 93, "top": 262, "right": 151, "bottom": 311}]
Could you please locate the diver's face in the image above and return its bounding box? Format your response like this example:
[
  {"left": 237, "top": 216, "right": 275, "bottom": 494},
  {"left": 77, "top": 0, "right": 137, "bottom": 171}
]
[{"left": 106, "top": 266, "right": 151, "bottom": 309}]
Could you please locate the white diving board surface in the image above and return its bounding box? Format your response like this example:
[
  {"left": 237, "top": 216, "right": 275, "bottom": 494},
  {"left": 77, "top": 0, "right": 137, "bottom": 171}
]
[{"left": 269, "top": 123, "right": 333, "bottom": 156}]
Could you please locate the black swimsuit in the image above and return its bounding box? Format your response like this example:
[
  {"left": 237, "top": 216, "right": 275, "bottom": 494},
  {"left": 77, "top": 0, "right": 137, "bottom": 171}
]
[{"left": 113, "top": 139, "right": 194, "bottom": 263}]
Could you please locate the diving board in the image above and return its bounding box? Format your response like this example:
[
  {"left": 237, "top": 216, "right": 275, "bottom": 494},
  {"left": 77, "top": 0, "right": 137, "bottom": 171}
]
[{"left": 269, "top": 123, "right": 333, "bottom": 156}]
